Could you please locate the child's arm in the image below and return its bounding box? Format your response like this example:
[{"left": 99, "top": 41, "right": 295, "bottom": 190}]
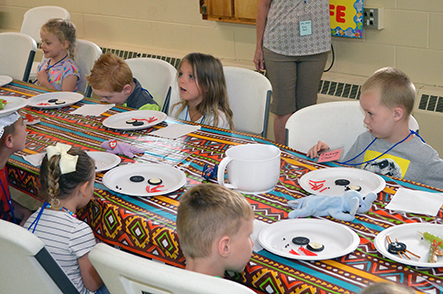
[
  {"left": 306, "top": 141, "right": 330, "bottom": 158},
  {"left": 78, "top": 253, "right": 103, "bottom": 291},
  {"left": 61, "top": 75, "right": 79, "bottom": 92}
]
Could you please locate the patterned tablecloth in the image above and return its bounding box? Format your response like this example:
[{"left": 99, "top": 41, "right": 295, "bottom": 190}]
[{"left": 2, "top": 81, "right": 443, "bottom": 294}]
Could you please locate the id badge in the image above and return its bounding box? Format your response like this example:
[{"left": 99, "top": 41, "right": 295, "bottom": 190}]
[{"left": 300, "top": 20, "right": 312, "bottom": 36}]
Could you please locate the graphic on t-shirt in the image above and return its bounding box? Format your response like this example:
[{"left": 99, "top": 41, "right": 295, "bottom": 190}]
[{"left": 362, "top": 150, "right": 411, "bottom": 178}]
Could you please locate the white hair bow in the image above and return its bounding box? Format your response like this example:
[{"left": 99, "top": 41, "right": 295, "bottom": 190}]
[{"left": 46, "top": 143, "right": 78, "bottom": 174}]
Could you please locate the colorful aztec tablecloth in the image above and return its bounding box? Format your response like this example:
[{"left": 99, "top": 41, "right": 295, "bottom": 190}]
[{"left": 2, "top": 81, "right": 443, "bottom": 294}]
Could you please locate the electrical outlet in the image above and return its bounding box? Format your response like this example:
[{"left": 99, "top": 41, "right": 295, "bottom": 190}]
[{"left": 363, "top": 7, "right": 384, "bottom": 30}]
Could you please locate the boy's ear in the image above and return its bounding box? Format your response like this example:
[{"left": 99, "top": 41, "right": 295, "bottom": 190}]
[
  {"left": 122, "top": 84, "right": 132, "bottom": 96},
  {"left": 218, "top": 236, "right": 231, "bottom": 258},
  {"left": 4, "top": 134, "right": 14, "bottom": 149},
  {"left": 392, "top": 107, "right": 404, "bottom": 121}
]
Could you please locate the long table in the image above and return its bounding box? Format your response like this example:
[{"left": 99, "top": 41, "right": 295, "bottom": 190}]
[{"left": 2, "top": 80, "right": 443, "bottom": 294}]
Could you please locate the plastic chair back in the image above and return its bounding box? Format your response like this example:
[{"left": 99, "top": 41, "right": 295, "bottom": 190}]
[
  {"left": 89, "top": 243, "right": 256, "bottom": 294},
  {"left": 75, "top": 39, "right": 102, "bottom": 95},
  {"left": 126, "top": 57, "right": 177, "bottom": 113},
  {"left": 285, "top": 101, "right": 420, "bottom": 154},
  {"left": 20, "top": 6, "right": 70, "bottom": 43},
  {"left": 0, "top": 32, "right": 37, "bottom": 81},
  {"left": 223, "top": 66, "right": 271, "bottom": 137},
  {"left": 0, "top": 219, "right": 79, "bottom": 294}
]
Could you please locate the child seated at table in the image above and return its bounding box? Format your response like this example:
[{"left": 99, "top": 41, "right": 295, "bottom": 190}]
[
  {"left": 25, "top": 143, "right": 109, "bottom": 294},
  {"left": 176, "top": 183, "right": 254, "bottom": 277},
  {"left": 360, "top": 282, "right": 414, "bottom": 294},
  {"left": 0, "top": 112, "right": 32, "bottom": 225},
  {"left": 307, "top": 67, "right": 443, "bottom": 189},
  {"left": 170, "top": 52, "right": 234, "bottom": 130},
  {"left": 36, "top": 19, "right": 80, "bottom": 92},
  {"left": 86, "top": 52, "right": 160, "bottom": 111}
]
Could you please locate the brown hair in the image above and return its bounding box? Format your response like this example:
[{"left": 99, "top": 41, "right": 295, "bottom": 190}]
[
  {"left": 176, "top": 183, "right": 253, "bottom": 259},
  {"left": 171, "top": 53, "right": 234, "bottom": 130},
  {"left": 86, "top": 52, "right": 133, "bottom": 92},
  {"left": 362, "top": 67, "right": 415, "bottom": 117},
  {"left": 41, "top": 18, "right": 76, "bottom": 60},
  {"left": 39, "top": 147, "right": 95, "bottom": 208},
  {"left": 360, "top": 282, "right": 415, "bottom": 294}
]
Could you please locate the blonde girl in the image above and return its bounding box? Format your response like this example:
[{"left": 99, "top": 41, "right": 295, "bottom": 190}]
[
  {"left": 25, "top": 143, "right": 108, "bottom": 294},
  {"left": 171, "top": 53, "right": 234, "bottom": 130},
  {"left": 36, "top": 18, "right": 80, "bottom": 91}
]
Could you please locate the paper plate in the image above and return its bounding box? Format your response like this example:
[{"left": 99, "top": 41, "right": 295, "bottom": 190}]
[
  {"left": 102, "top": 110, "right": 167, "bottom": 130},
  {"left": 102, "top": 163, "right": 186, "bottom": 197},
  {"left": 27, "top": 92, "right": 84, "bottom": 109},
  {"left": 299, "top": 167, "right": 385, "bottom": 196},
  {"left": 0, "top": 96, "right": 28, "bottom": 117},
  {"left": 258, "top": 219, "right": 359, "bottom": 261},
  {"left": 374, "top": 223, "right": 443, "bottom": 268},
  {"left": 0, "top": 75, "right": 13, "bottom": 87},
  {"left": 86, "top": 151, "right": 121, "bottom": 172}
]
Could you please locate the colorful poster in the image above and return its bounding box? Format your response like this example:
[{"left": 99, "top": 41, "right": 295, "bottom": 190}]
[{"left": 330, "top": 0, "right": 363, "bottom": 38}]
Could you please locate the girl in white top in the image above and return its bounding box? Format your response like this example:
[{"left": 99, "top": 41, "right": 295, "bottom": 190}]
[
  {"left": 171, "top": 53, "right": 234, "bottom": 130},
  {"left": 25, "top": 143, "right": 108, "bottom": 294}
]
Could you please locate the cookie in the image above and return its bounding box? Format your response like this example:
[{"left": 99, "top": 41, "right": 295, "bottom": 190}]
[
  {"left": 335, "top": 179, "right": 350, "bottom": 186},
  {"left": 292, "top": 236, "right": 310, "bottom": 246},
  {"left": 126, "top": 119, "right": 136, "bottom": 124},
  {"left": 345, "top": 185, "right": 362, "bottom": 192},
  {"left": 129, "top": 175, "right": 145, "bottom": 182},
  {"left": 148, "top": 178, "right": 163, "bottom": 185},
  {"left": 307, "top": 241, "right": 325, "bottom": 252},
  {"left": 133, "top": 121, "right": 144, "bottom": 126},
  {"left": 48, "top": 99, "right": 58, "bottom": 103},
  {"left": 55, "top": 100, "right": 65, "bottom": 105}
]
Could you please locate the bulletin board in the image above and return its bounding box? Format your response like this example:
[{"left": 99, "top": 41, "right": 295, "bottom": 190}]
[{"left": 330, "top": 0, "right": 363, "bottom": 38}]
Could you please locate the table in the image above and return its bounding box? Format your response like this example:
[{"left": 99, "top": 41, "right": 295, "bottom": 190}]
[{"left": 2, "top": 80, "right": 443, "bottom": 294}]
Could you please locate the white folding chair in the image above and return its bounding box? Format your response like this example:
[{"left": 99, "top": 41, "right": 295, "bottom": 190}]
[
  {"left": 0, "top": 32, "right": 37, "bottom": 81},
  {"left": 75, "top": 39, "right": 102, "bottom": 96},
  {"left": 223, "top": 66, "right": 272, "bottom": 137},
  {"left": 126, "top": 57, "right": 177, "bottom": 113},
  {"left": 89, "top": 243, "right": 256, "bottom": 294},
  {"left": 20, "top": 6, "right": 70, "bottom": 81},
  {"left": 285, "top": 100, "right": 420, "bottom": 154},
  {"left": 0, "top": 219, "right": 79, "bottom": 294}
]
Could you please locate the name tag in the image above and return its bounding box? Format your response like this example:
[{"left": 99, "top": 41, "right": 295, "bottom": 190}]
[{"left": 300, "top": 20, "right": 312, "bottom": 36}]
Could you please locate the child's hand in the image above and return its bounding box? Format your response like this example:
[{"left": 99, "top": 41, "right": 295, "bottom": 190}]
[
  {"left": 36, "top": 69, "right": 50, "bottom": 87},
  {"left": 307, "top": 141, "right": 330, "bottom": 158}
]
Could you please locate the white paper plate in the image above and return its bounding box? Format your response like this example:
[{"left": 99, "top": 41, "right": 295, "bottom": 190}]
[
  {"left": 86, "top": 151, "right": 121, "bottom": 172},
  {"left": 102, "top": 163, "right": 186, "bottom": 197},
  {"left": 0, "top": 96, "right": 28, "bottom": 117},
  {"left": 374, "top": 223, "right": 443, "bottom": 268},
  {"left": 0, "top": 75, "right": 13, "bottom": 87},
  {"left": 299, "top": 167, "right": 386, "bottom": 196},
  {"left": 27, "top": 92, "right": 84, "bottom": 108},
  {"left": 258, "top": 219, "right": 360, "bottom": 261},
  {"left": 102, "top": 110, "right": 167, "bottom": 130}
]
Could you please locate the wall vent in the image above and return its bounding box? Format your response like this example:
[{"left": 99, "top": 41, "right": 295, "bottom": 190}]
[
  {"left": 101, "top": 47, "right": 181, "bottom": 69},
  {"left": 413, "top": 86, "right": 443, "bottom": 155},
  {"left": 317, "top": 72, "right": 367, "bottom": 104}
]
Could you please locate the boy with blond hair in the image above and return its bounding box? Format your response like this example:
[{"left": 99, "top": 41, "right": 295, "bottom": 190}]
[
  {"left": 176, "top": 183, "right": 254, "bottom": 277},
  {"left": 87, "top": 52, "right": 160, "bottom": 110},
  {"left": 0, "top": 112, "right": 32, "bottom": 225},
  {"left": 308, "top": 67, "right": 443, "bottom": 188}
]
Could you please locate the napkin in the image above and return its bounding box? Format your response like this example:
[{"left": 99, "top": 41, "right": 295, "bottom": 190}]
[
  {"left": 386, "top": 187, "right": 443, "bottom": 216},
  {"left": 22, "top": 153, "right": 46, "bottom": 167},
  {"left": 70, "top": 104, "right": 115, "bottom": 116},
  {"left": 251, "top": 219, "right": 270, "bottom": 252},
  {"left": 150, "top": 124, "right": 200, "bottom": 139}
]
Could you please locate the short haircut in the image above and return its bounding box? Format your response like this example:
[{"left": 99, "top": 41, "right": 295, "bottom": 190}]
[
  {"left": 86, "top": 52, "right": 133, "bottom": 92},
  {"left": 176, "top": 183, "right": 254, "bottom": 259},
  {"left": 362, "top": 67, "right": 415, "bottom": 116},
  {"left": 360, "top": 282, "right": 415, "bottom": 294}
]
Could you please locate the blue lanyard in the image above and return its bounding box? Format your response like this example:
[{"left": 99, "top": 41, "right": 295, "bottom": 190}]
[
  {"left": 0, "top": 169, "right": 16, "bottom": 224},
  {"left": 338, "top": 129, "right": 425, "bottom": 166},
  {"left": 33, "top": 54, "right": 68, "bottom": 84},
  {"left": 185, "top": 105, "right": 205, "bottom": 123},
  {"left": 28, "top": 201, "right": 76, "bottom": 233}
]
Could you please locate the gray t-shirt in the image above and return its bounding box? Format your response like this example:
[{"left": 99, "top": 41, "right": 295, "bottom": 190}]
[{"left": 343, "top": 132, "right": 443, "bottom": 189}]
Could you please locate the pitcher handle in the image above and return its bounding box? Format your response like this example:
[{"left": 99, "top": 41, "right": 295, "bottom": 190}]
[{"left": 217, "top": 156, "right": 236, "bottom": 189}]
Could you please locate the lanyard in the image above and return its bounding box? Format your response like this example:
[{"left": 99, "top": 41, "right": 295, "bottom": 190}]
[
  {"left": 185, "top": 105, "right": 205, "bottom": 124},
  {"left": 0, "top": 169, "right": 16, "bottom": 224},
  {"left": 33, "top": 54, "right": 68, "bottom": 84},
  {"left": 338, "top": 130, "right": 425, "bottom": 166},
  {"left": 28, "top": 201, "right": 77, "bottom": 233}
]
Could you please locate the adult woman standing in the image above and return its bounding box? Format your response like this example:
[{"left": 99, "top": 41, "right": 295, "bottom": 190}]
[{"left": 254, "top": 0, "right": 331, "bottom": 145}]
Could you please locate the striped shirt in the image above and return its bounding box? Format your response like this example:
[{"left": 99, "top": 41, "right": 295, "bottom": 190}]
[{"left": 24, "top": 208, "right": 96, "bottom": 294}]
